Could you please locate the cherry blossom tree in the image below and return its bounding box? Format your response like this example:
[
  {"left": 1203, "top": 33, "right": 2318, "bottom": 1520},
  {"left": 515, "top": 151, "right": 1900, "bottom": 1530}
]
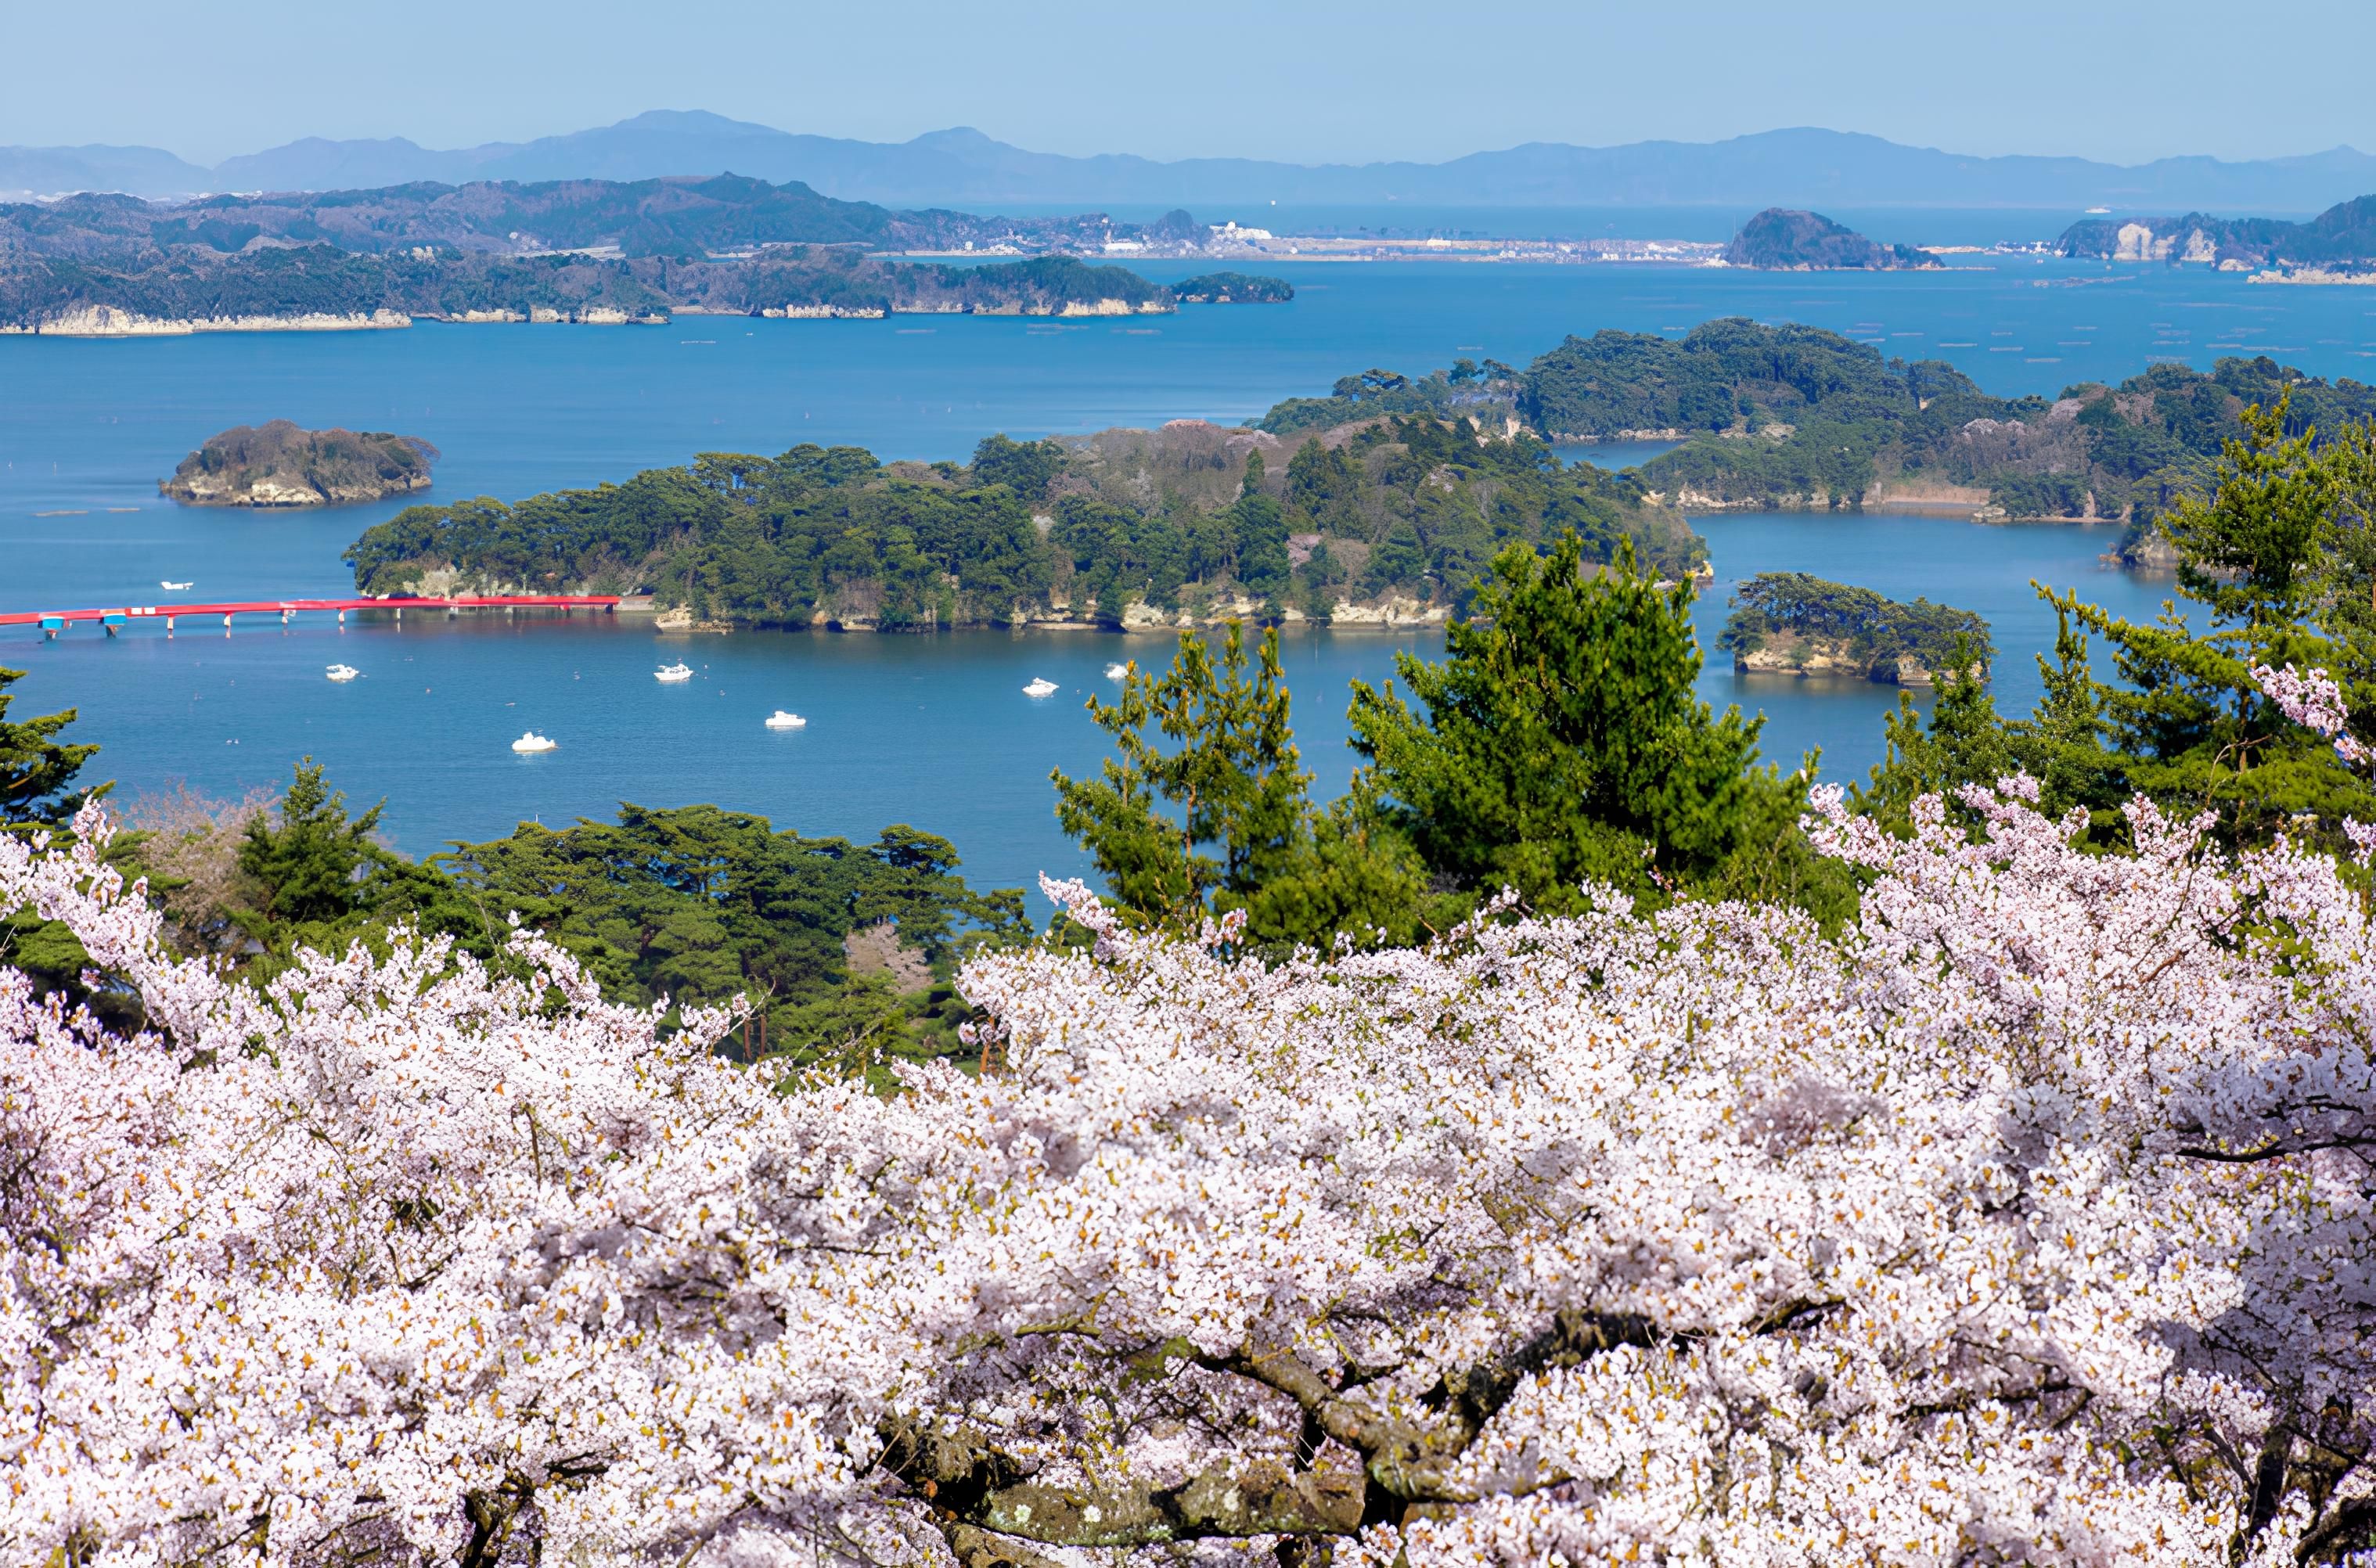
[{"left": 10, "top": 724, "right": 2376, "bottom": 1564}]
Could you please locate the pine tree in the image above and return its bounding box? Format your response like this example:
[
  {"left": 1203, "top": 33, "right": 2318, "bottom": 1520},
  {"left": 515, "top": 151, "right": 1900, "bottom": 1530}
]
[
  {"left": 1348, "top": 531, "right": 1769, "bottom": 912},
  {"left": 1052, "top": 626, "right": 1432, "bottom": 947},
  {"left": 1852, "top": 640, "right": 2014, "bottom": 836},
  {"left": 1053, "top": 624, "right": 1310, "bottom": 929},
  {"left": 2054, "top": 399, "right": 2376, "bottom": 844},
  {"left": 0, "top": 667, "right": 102, "bottom": 829}
]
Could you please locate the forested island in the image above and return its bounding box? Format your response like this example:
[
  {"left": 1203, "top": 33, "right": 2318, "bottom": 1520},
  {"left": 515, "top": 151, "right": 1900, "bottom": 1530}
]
[
  {"left": 1719, "top": 572, "right": 1990, "bottom": 684},
  {"left": 342, "top": 414, "right": 1701, "bottom": 628},
  {"left": 1719, "top": 207, "right": 1941, "bottom": 270},
  {"left": 0, "top": 246, "right": 1284, "bottom": 333},
  {"left": 0, "top": 174, "right": 1200, "bottom": 263},
  {"left": 342, "top": 320, "right": 2376, "bottom": 624},
  {"left": 0, "top": 175, "right": 1291, "bottom": 332},
  {"left": 2055, "top": 192, "right": 2376, "bottom": 277},
  {"left": 160, "top": 420, "right": 437, "bottom": 506},
  {"left": 1167, "top": 272, "right": 1294, "bottom": 303},
  {"left": 1510, "top": 318, "right": 2376, "bottom": 534}
]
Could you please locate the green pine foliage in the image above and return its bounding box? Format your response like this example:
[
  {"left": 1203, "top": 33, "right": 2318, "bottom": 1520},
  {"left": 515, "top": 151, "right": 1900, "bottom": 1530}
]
[
  {"left": 1503, "top": 318, "right": 2376, "bottom": 521},
  {"left": 1853, "top": 401, "right": 2376, "bottom": 854},
  {"left": 1720, "top": 574, "right": 1993, "bottom": 680},
  {"left": 1348, "top": 533, "right": 1783, "bottom": 912},
  {"left": 0, "top": 667, "right": 102, "bottom": 829},
  {"left": 344, "top": 416, "right": 1702, "bottom": 626},
  {"left": 117, "top": 761, "right": 1027, "bottom": 1072},
  {"left": 1051, "top": 624, "right": 1433, "bottom": 950}
]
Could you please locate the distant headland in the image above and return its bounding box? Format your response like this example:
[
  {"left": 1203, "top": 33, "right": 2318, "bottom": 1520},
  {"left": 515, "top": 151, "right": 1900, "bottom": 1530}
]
[
  {"left": 1719, "top": 209, "right": 1942, "bottom": 271},
  {"left": 2054, "top": 193, "right": 2376, "bottom": 282},
  {"left": 161, "top": 421, "right": 437, "bottom": 506}
]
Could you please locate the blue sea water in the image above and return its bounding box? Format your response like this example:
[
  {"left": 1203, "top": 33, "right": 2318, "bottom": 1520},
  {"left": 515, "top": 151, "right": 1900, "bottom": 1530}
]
[{"left": 2, "top": 254, "right": 2368, "bottom": 904}]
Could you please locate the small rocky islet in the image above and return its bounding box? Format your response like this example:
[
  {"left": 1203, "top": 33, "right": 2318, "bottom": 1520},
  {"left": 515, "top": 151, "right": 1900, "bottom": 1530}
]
[{"left": 160, "top": 420, "right": 437, "bottom": 507}]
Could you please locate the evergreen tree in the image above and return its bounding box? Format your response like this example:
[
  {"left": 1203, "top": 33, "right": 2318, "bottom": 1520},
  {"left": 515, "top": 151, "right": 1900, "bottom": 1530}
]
[
  {"left": 1852, "top": 643, "right": 2014, "bottom": 834},
  {"left": 236, "top": 759, "right": 396, "bottom": 928},
  {"left": 1348, "top": 532, "right": 1770, "bottom": 912},
  {"left": 0, "top": 667, "right": 102, "bottom": 829},
  {"left": 1053, "top": 624, "right": 1309, "bottom": 928},
  {"left": 1052, "top": 625, "right": 1432, "bottom": 948},
  {"left": 1230, "top": 451, "right": 1291, "bottom": 599},
  {"left": 0, "top": 671, "right": 117, "bottom": 1022},
  {"left": 2053, "top": 400, "right": 2376, "bottom": 844}
]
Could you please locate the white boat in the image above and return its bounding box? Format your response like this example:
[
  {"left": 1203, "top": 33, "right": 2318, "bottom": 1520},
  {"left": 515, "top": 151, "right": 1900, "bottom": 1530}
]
[
  {"left": 325, "top": 664, "right": 359, "bottom": 682},
  {"left": 764, "top": 710, "right": 808, "bottom": 729},
  {"left": 510, "top": 732, "right": 557, "bottom": 753},
  {"left": 1104, "top": 663, "right": 1130, "bottom": 680},
  {"left": 654, "top": 662, "right": 694, "bottom": 683},
  {"left": 1023, "top": 677, "right": 1060, "bottom": 697},
  {"left": 2084, "top": 205, "right": 2111, "bottom": 215},
  {"left": 160, "top": 581, "right": 193, "bottom": 591}
]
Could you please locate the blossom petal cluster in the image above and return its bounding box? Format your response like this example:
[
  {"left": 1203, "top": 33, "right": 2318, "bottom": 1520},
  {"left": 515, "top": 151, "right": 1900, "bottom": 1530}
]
[
  {"left": 2257, "top": 660, "right": 2371, "bottom": 764},
  {"left": 9, "top": 781, "right": 2376, "bottom": 1566}
]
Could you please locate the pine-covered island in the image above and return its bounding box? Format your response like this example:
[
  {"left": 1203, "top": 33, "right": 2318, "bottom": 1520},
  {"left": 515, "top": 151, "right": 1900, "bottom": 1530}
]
[
  {"left": 0, "top": 175, "right": 1295, "bottom": 333},
  {"left": 1718, "top": 573, "right": 1990, "bottom": 685},
  {"left": 161, "top": 421, "right": 439, "bottom": 506}
]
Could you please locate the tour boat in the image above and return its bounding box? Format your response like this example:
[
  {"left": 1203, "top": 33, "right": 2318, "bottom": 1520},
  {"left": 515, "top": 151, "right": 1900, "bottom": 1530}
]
[
  {"left": 510, "top": 732, "right": 557, "bottom": 753},
  {"left": 2084, "top": 205, "right": 2111, "bottom": 214},
  {"left": 325, "top": 664, "right": 359, "bottom": 682},
  {"left": 1104, "top": 663, "right": 1130, "bottom": 680},
  {"left": 764, "top": 710, "right": 808, "bottom": 729},
  {"left": 160, "top": 581, "right": 193, "bottom": 591},
  {"left": 654, "top": 662, "right": 694, "bottom": 682},
  {"left": 1023, "top": 677, "right": 1060, "bottom": 697}
]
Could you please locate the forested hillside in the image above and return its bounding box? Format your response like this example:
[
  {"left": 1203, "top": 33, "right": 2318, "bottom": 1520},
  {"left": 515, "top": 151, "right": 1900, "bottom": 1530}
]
[
  {"left": 342, "top": 415, "right": 1703, "bottom": 626},
  {"left": 0, "top": 245, "right": 1209, "bottom": 328},
  {"left": 0, "top": 174, "right": 1193, "bottom": 261},
  {"left": 1507, "top": 318, "right": 2376, "bottom": 522}
]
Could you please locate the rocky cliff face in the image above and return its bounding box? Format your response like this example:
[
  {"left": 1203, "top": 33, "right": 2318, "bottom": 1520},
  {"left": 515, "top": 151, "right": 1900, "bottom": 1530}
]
[
  {"left": 160, "top": 420, "right": 437, "bottom": 507},
  {"left": 1734, "top": 633, "right": 1947, "bottom": 685}
]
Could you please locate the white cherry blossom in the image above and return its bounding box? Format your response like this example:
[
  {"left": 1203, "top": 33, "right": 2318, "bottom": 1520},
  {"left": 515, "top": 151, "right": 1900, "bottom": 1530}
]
[{"left": 9, "top": 777, "right": 2376, "bottom": 1565}]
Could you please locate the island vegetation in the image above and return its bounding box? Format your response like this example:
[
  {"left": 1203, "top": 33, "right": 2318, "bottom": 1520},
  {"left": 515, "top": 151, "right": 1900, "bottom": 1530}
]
[
  {"left": 0, "top": 174, "right": 1294, "bottom": 331},
  {"left": 1719, "top": 207, "right": 1941, "bottom": 270},
  {"left": 1166, "top": 271, "right": 1294, "bottom": 303},
  {"left": 340, "top": 412, "right": 1703, "bottom": 627},
  {"left": 160, "top": 419, "right": 437, "bottom": 506},
  {"left": 1254, "top": 356, "right": 1525, "bottom": 438},
  {"left": 0, "top": 173, "right": 1199, "bottom": 264},
  {"left": 1499, "top": 317, "right": 2376, "bottom": 523},
  {"left": 0, "top": 246, "right": 1275, "bottom": 331},
  {"left": 1718, "top": 572, "right": 1991, "bottom": 684}
]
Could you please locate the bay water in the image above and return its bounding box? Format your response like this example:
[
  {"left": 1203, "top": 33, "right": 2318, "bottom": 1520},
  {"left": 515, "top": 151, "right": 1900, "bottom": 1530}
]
[{"left": 2, "top": 253, "right": 2368, "bottom": 905}]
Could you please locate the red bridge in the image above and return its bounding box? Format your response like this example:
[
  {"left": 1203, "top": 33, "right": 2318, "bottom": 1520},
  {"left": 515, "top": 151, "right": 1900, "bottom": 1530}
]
[{"left": 1, "top": 595, "right": 623, "bottom": 635}]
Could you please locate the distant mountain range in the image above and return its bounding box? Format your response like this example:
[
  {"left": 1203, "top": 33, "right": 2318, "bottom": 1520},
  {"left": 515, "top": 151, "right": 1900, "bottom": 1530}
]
[{"left": 6, "top": 111, "right": 2375, "bottom": 213}]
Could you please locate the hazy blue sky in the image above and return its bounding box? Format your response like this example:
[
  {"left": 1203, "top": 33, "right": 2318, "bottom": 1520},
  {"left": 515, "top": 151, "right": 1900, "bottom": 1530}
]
[{"left": 3, "top": 0, "right": 2368, "bottom": 167}]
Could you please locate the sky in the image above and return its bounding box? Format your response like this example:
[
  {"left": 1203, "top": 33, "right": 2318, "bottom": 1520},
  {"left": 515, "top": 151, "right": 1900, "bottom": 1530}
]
[{"left": 2, "top": 0, "right": 2369, "bottom": 169}]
